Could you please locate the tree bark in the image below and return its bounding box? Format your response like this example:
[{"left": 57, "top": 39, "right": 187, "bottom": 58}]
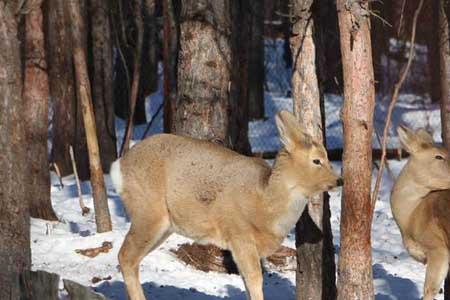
[
  {"left": 336, "top": 1, "right": 375, "bottom": 299},
  {"left": 162, "top": 0, "right": 179, "bottom": 133},
  {"left": 89, "top": 0, "right": 117, "bottom": 172},
  {"left": 438, "top": 0, "right": 450, "bottom": 297},
  {"left": 23, "top": 0, "right": 58, "bottom": 221},
  {"left": 46, "top": 0, "right": 78, "bottom": 177},
  {"left": 0, "top": 2, "right": 31, "bottom": 298},
  {"left": 68, "top": 0, "right": 112, "bottom": 233},
  {"left": 290, "top": 1, "right": 336, "bottom": 299},
  {"left": 175, "top": 0, "right": 231, "bottom": 144}
]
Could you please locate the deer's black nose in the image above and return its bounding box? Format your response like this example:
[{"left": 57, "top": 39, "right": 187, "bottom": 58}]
[{"left": 336, "top": 178, "right": 344, "bottom": 187}]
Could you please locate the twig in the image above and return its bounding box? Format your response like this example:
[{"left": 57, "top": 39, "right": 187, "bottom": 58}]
[
  {"left": 69, "top": 145, "right": 90, "bottom": 216},
  {"left": 397, "top": 0, "right": 407, "bottom": 37},
  {"left": 141, "top": 103, "right": 163, "bottom": 139},
  {"left": 120, "top": 0, "right": 144, "bottom": 156},
  {"left": 51, "top": 162, "right": 64, "bottom": 189},
  {"left": 371, "top": 0, "right": 424, "bottom": 208}
]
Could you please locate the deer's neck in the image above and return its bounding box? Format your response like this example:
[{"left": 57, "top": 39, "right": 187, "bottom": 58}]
[
  {"left": 264, "top": 151, "right": 309, "bottom": 238},
  {"left": 391, "top": 164, "right": 430, "bottom": 232}
]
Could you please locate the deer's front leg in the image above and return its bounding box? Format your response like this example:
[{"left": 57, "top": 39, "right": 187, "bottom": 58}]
[{"left": 230, "top": 240, "right": 264, "bottom": 300}]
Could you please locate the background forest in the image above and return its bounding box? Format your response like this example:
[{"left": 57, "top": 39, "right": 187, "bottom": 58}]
[{"left": 1, "top": 0, "right": 450, "bottom": 299}]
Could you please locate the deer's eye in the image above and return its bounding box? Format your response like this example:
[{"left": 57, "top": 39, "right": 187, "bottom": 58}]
[
  {"left": 313, "top": 159, "right": 321, "bottom": 165},
  {"left": 435, "top": 155, "right": 444, "bottom": 160}
]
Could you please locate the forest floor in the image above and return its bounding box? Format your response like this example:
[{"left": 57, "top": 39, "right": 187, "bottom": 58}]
[{"left": 32, "top": 89, "right": 445, "bottom": 299}]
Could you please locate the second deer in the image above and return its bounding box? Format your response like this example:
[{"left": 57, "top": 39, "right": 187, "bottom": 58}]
[{"left": 391, "top": 125, "right": 450, "bottom": 300}]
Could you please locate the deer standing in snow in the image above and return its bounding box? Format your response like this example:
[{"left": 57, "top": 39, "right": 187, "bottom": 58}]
[
  {"left": 111, "top": 110, "right": 341, "bottom": 300},
  {"left": 391, "top": 125, "right": 450, "bottom": 300}
]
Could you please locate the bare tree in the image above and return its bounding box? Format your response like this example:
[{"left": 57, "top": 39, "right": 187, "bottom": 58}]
[
  {"left": 68, "top": 0, "right": 112, "bottom": 233},
  {"left": 336, "top": 1, "right": 375, "bottom": 299},
  {"left": 90, "top": 0, "right": 117, "bottom": 171},
  {"left": 0, "top": 2, "right": 31, "bottom": 298},
  {"left": 23, "top": 0, "right": 58, "bottom": 221},
  {"left": 438, "top": 0, "right": 450, "bottom": 297},
  {"left": 289, "top": 1, "right": 336, "bottom": 299}
]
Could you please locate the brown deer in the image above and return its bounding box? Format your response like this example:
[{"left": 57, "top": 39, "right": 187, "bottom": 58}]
[
  {"left": 391, "top": 125, "right": 450, "bottom": 300},
  {"left": 110, "top": 110, "right": 341, "bottom": 300}
]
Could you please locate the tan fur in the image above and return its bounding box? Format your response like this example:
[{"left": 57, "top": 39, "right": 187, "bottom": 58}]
[
  {"left": 391, "top": 126, "right": 450, "bottom": 300},
  {"left": 112, "top": 110, "right": 341, "bottom": 300}
]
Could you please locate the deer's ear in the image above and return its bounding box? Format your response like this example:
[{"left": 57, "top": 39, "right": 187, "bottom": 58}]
[
  {"left": 397, "top": 125, "right": 432, "bottom": 154},
  {"left": 275, "top": 110, "right": 312, "bottom": 152}
]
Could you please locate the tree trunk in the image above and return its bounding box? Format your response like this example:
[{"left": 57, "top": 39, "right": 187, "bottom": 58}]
[
  {"left": 162, "top": 0, "right": 179, "bottom": 133},
  {"left": 247, "top": 0, "right": 265, "bottom": 120},
  {"left": 68, "top": 0, "right": 112, "bottom": 233},
  {"left": 438, "top": 0, "right": 450, "bottom": 297},
  {"left": 121, "top": 0, "right": 144, "bottom": 155},
  {"left": 0, "top": 2, "right": 31, "bottom": 298},
  {"left": 429, "top": 0, "right": 441, "bottom": 103},
  {"left": 290, "top": 1, "right": 336, "bottom": 299},
  {"left": 336, "top": 1, "right": 375, "bottom": 299},
  {"left": 173, "top": 0, "right": 251, "bottom": 269},
  {"left": 175, "top": 0, "right": 231, "bottom": 144},
  {"left": 89, "top": 0, "right": 117, "bottom": 172},
  {"left": 46, "top": 0, "right": 78, "bottom": 177},
  {"left": 23, "top": 0, "right": 58, "bottom": 221}
]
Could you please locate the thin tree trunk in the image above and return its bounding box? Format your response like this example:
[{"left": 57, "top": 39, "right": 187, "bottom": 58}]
[
  {"left": 46, "top": 0, "right": 78, "bottom": 177},
  {"left": 290, "top": 1, "right": 335, "bottom": 299},
  {"left": 23, "top": 0, "right": 58, "bottom": 221},
  {"left": 68, "top": 0, "right": 112, "bottom": 233},
  {"left": 336, "top": 0, "right": 375, "bottom": 299},
  {"left": 438, "top": 0, "right": 450, "bottom": 297},
  {"left": 247, "top": 0, "right": 265, "bottom": 120},
  {"left": 0, "top": 2, "right": 31, "bottom": 298},
  {"left": 162, "top": 0, "right": 179, "bottom": 133},
  {"left": 90, "top": 0, "right": 117, "bottom": 172},
  {"left": 121, "top": 0, "right": 144, "bottom": 155}
]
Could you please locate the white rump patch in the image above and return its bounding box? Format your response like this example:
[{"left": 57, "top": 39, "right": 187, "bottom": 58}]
[{"left": 110, "top": 159, "right": 123, "bottom": 194}]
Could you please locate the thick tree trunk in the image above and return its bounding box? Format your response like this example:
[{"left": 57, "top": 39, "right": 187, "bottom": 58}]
[
  {"left": 68, "top": 0, "right": 112, "bottom": 233},
  {"left": 162, "top": 0, "right": 179, "bottom": 133},
  {"left": 290, "top": 1, "right": 336, "bottom": 299},
  {"left": 89, "top": 0, "right": 117, "bottom": 172},
  {"left": 173, "top": 0, "right": 251, "bottom": 268},
  {"left": 46, "top": 0, "right": 78, "bottom": 177},
  {"left": 175, "top": 0, "right": 231, "bottom": 144},
  {"left": 336, "top": 1, "right": 375, "bottom": 299},
  {"left": 0, "top": 2, "right": 31, "bottom": 298},
  {"left": 23, "top": 0, "right": 58, "bottom": 221},
  {"left": 438, "top": 1, "right": 450, "bottom": 297}
]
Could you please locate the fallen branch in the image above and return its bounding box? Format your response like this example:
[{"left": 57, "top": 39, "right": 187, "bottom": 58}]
[
  {"left": 75, "top": 241, "right": 113, "bottom": 258},
  {"left": 69, "top": 145, "right": 90, "bottom": 216},
  {"left": 371, "top": 0, "right": 424, "bottom": 208}
]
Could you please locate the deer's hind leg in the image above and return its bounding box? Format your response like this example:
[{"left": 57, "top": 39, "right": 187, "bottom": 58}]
[
  {"left": 118, "top": 190, "right": 171, "bottom": 300},
  {"left": 423, "top": 248, "right": 449, "bottom": 300}
]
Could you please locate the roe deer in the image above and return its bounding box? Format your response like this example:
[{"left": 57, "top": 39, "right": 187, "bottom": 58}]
[
  {"left": 111, "top": 110, "right": 341, "bottom": 300},
  {"left": 391, "top": 125, "right": 450, "bottom": 300}
]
